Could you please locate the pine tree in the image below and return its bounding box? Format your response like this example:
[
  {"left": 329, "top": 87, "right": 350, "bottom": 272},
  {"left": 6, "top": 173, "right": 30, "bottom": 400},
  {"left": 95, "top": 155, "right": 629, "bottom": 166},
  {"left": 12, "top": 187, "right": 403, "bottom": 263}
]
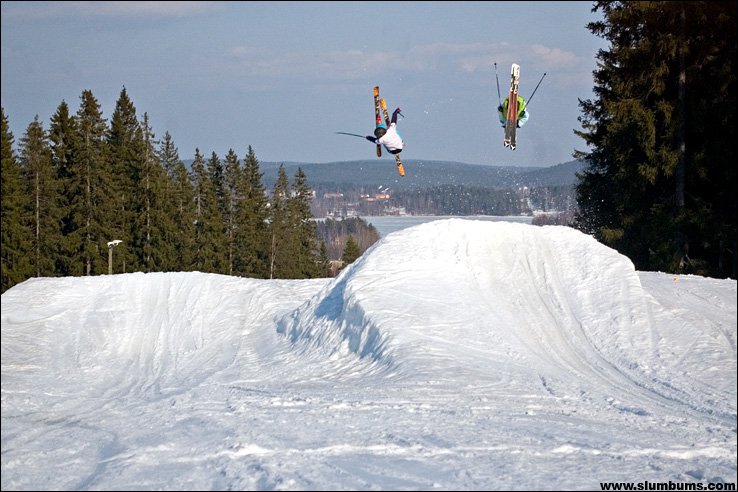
[
  {"left": 19, "top": 116, "right": 61, "bottom": 277},
  {"left": 222, "top": 149, "right": 241, "bottom": 275},
  {"left": 107, "top": 87, "right": 143, "bottom": 273},
  {"left": 157, "top": 133, "right": 194, "bottom": 271},
  {"left": 236, "top": 146, "right": 269, "bottom": 278},
  {"left": 1, "top": 108, "right": 34, "bottom": 292},
  {"left": 139, "top": 112, "right": 175, "bottom": 272},
  {"left": 288, "top": 167, "right": 324, "bottom": 278},
  {"left": 574, "top": 1, "right": 736, "bottom": 278},
  {"left": 208, "top": 151, "right": 225, "bottom": 214},
  {"left": 341, "top": 235, "right": 361, "bottom": 266},
  {"left": 317, "top": 241, "right": 331, "bottom": 277},
  {"left": 69, "top": 90, "right": 113, "bottom": 276},
  {"left": 172, "top": 161, "right": 196, "bottom": 271},
  {"left": 191, "top": 148, "right": 226, "bottom": 273},
  {"left": 48, "top": 101, "right": 80, "bottom": 276},
  {"left": 159, "top": 131, "right": 180, "bottom": 179},
  {"left": 268, "top": 165, "right": 291, "bottom": 279}
]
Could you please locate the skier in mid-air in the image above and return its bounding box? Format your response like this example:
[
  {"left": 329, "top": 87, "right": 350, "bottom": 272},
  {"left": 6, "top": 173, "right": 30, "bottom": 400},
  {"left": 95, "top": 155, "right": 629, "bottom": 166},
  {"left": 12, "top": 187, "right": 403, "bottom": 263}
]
[
  {"left": 498, "top": 95, "right": 529, "bottom": 128},
  {"left": 334, "top": 86, "right": 406, "bottom": 176},
  {"left": 366, "top": 107, "right": 405, "bottom": 155}
]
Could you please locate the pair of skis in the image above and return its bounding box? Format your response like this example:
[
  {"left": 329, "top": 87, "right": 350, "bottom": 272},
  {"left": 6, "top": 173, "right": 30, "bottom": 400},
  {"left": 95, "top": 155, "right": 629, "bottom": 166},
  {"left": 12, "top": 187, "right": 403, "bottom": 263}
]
[
  {"left": 373, "top": 86, "right": 405, "bottom": 177},
  {"left": 503, "top": 63, "right": 520, "bottom": 150}
]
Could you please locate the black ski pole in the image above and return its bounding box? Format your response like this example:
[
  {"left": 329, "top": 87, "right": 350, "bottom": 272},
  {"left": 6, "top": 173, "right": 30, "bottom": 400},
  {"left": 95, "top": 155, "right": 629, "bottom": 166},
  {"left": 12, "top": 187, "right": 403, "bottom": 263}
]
[
  {"left": 525, "top": 72, "right": 547, "bottom": 108},
  {"left": 494, "top": 62, "right": 502, "bottom": 106}
]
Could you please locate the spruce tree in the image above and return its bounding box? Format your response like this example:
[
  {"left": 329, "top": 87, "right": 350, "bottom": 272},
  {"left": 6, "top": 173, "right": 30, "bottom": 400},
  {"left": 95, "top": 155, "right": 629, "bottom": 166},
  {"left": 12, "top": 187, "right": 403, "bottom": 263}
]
[
  {"left": 139, "top": 112, "right": 175, "bottom": 272},
  {"left": 574, "top": 1, "right": 736, "bottom": 278},
  {"left": 317, "top": 241, "right": 331, "bottom": 277},
  {"left": 48, "top": 101, "right": 80, "bottom": 276},
  {"left": 172, "top": 160, "right": 196, "bottom": 271},
  {"left": 236, "top": 146, "right": 269, "bottom": 278},
  {"left": 159, "top": 131, "right": 180, "bottom": 179},
  {"left": 19, "top": 116, "right": 60, "bottom": 277},
  {"left": 208, "top": 151, "right": 225, "bottom": 215},
  {"left": 268, "top": 165, "right": 291, "bottom": 279},
  {"left": 288, "top": 167, "right": 324, "bottom": 278},
  {"left": 341, "top": 235, "right": 361, "bottom": 266},
  {"left": 1, "top": 108, "right": 34, "bottom": 292},
  {"left": 157, "top": 133, "right": 194, "bottom": 271},
  {"left": 107, "top": 87, "right": 143, "bottom": 272},
  {"left": 69, "top": 90, "right": 113, "bottom": 275},
  {"left": 191, "top": 148, "right": 226, "bottom": 273},
  {"left": 222, "top": 149, "right": 241, "bottom": 275}
]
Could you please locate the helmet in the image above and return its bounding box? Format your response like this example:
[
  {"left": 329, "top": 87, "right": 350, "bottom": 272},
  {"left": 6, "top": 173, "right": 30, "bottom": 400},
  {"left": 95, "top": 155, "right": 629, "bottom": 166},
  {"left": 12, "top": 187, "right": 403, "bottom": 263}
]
[{"left": 374, "top": 126, "right": 387, "bottom": 138}]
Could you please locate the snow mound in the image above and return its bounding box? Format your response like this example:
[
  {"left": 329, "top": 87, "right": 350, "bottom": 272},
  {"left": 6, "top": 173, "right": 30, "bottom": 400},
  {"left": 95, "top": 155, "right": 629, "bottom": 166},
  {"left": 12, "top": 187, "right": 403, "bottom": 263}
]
[
  {"left": 279, "top": 219, "right": 646, "bottom": 369},
  {"left": 1, "top": 272, "right": 323, "bottom": 402},
  {"left": 2, "top": 219, "right": 734, "bottom": 421},
  {"left": 277, "top": 219, "right": 734, "bottom": 419},
  {"left": 1, "top": 218, "right": 735, "bottom": 490}
]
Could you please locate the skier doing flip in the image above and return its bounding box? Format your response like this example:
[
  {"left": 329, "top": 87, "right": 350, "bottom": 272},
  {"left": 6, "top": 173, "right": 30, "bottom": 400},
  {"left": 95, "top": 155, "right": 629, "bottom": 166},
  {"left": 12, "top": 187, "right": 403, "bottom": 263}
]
[
  {"left": 334, "top": 85, "right": 407, "bottom": 176},
  {"left": 366, "top": 107, "right": 405, "bottom": 154}
]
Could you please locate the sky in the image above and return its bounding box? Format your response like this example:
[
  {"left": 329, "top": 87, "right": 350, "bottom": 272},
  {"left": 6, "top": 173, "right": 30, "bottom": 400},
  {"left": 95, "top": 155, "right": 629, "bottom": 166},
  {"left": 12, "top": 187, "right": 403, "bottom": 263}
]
[
  {"left": 1, "top": 1, "right": 609, "bottom": 168},
  {"left": 2, "top": 218, "right": 736, "bottom": 490}
]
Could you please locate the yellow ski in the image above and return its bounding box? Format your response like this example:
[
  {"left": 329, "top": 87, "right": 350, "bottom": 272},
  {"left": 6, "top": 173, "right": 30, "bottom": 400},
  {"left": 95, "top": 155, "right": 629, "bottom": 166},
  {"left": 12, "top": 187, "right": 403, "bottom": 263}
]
[
  {"left": 373, "top": 86, "right": 382, "bottom": 157},
  {"left": 379, "top": 98, "right": 405, "bottom": 177}
]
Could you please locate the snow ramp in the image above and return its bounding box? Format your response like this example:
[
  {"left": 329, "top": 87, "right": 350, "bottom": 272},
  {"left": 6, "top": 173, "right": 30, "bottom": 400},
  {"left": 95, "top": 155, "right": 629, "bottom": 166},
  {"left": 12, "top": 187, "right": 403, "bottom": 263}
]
[{"left": 277, "top": 219, "right": 735, "bottom": 420}]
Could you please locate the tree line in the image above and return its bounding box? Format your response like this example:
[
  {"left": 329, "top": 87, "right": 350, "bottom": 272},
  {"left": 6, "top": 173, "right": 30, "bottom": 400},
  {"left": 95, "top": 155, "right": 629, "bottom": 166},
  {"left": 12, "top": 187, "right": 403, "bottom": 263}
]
[
  {"left": 309, "top": 183, "right": 576, "bottom": 217},
  {"left": 390, "top": 185, "right": 529, "bottom": 216},
  {"left": 316, "top": 217, "right": 380, "bottom": 261},
  {"left": 574, "top": 1, "right": 736, "bottom": 279},
  {"left": 1, "top": 89, "right": 329, "bottom": 293}
]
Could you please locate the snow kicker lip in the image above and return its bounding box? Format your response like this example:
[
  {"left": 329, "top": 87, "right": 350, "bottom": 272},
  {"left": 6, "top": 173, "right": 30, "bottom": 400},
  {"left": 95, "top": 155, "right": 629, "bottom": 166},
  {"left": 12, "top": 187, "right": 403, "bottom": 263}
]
[{"left": 276, "top": 249, "right": 398, "bottom": 379}]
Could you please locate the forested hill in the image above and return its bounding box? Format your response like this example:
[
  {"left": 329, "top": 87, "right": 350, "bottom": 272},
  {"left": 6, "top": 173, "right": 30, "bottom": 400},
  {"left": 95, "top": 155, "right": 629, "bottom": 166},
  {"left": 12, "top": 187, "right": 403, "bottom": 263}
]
[{"left": 256, "top": 159, "right": 584, "bottom": 190}]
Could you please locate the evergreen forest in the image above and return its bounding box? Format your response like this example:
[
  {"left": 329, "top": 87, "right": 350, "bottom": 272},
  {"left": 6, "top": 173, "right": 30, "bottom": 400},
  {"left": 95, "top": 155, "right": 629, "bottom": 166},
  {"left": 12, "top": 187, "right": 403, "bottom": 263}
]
[
  {"left": 1, "top": 89, "right": 329, "bottom": 293},
  {"left": 574, "top": 1, "right": 736, "bottom": 279}
]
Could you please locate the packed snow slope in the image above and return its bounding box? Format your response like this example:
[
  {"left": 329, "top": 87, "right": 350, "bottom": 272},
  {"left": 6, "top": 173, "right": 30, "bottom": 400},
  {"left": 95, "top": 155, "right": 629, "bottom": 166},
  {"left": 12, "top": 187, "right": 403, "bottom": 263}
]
[{"left": 2, "top": 219, "right": 736, "bottom": 491}]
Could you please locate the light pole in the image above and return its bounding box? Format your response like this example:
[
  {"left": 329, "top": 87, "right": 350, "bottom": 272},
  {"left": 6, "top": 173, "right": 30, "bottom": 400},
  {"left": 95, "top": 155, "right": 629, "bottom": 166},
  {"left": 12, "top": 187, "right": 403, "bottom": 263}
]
[{"left": 107, "top": 240, "right": 122, "bottom": 275}]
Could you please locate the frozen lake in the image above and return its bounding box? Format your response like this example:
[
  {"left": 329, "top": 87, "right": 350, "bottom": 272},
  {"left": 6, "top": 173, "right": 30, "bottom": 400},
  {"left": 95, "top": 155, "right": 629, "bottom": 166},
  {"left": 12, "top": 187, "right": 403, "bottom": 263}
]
[{"left": 364, "top": 215, "right": 534, "bottom": 237}]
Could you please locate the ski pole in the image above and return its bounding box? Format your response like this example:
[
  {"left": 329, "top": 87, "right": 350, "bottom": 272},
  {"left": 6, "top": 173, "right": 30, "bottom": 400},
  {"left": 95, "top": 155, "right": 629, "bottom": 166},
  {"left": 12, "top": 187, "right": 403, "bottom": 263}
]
[
  {"left": 494, "top": 62, "right": 502, "bottom": 106},
  {"left": 525, "top": 72, "right": 547, "bottom": 108}
]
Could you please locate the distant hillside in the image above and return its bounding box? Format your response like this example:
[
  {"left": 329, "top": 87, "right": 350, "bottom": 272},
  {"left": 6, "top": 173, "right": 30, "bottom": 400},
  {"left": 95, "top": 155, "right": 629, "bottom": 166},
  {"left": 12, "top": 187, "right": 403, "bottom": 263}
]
[
  {"left": 182, "top": 158, "right": 584, "bottom": 215},
  {"left": 517, "top": 160, "right": 586, "bottom": 187},
  {"left": 182, "top": 158, "right": 584, "bottom": 191},
  {"left": 257, "top": 159, "right": 584, "bottom": 190}
]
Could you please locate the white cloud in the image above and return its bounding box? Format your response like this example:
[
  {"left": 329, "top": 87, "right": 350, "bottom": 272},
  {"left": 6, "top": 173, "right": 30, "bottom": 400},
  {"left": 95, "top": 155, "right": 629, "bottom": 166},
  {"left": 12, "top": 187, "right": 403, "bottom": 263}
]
[
  {"left": 530, "top": 44, "right": 579, "bottom": 68},
  {"left": 1, "top": 1, "right": 221, "bottom": 19},
  {"left": 227, "top": 42, "right": 582, "bottom": 80}
]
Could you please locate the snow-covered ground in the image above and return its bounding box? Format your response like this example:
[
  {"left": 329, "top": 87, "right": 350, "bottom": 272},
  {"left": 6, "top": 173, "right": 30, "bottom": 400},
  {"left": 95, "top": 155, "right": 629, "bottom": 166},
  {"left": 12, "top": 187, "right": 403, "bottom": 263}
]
[{"left": 2, "top": 219, "right": 736, "bottom": 490}]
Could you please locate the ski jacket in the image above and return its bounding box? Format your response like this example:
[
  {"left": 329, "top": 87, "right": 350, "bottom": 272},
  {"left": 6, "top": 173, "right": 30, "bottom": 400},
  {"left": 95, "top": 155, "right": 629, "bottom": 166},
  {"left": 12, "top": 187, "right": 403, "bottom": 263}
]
[
  {"left": 502, "top": 95, "right": 526, "bottom": 116},
  {"left": 517, "top": 110, "right": 529, "bottom": 128},
  {"left": 498, "top": 95, "right": 529, "bottom": 128},
  {"left": 378, "top": 122, "right": 404, "bottom": 153}
]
